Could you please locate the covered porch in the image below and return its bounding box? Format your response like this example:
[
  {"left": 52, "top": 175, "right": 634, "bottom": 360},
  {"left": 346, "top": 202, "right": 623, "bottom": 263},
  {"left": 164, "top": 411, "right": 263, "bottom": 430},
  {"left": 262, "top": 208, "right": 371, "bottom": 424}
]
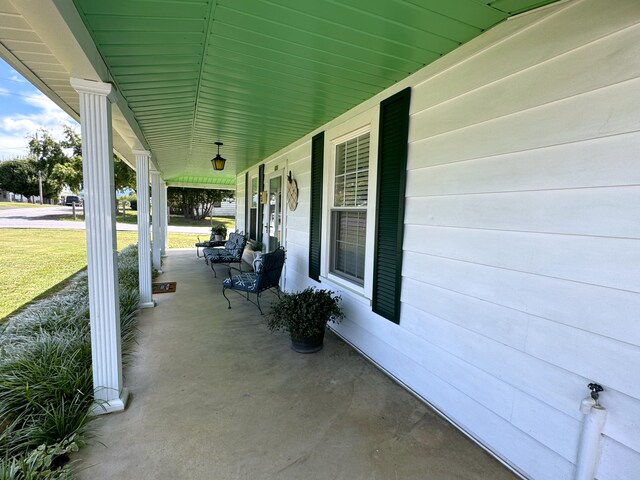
[
  {"left": 3, "top": 1, "right": 639, "bottom": 477},
  {"left": 73, "top": 249, "right": 514, "bottom": 479}
]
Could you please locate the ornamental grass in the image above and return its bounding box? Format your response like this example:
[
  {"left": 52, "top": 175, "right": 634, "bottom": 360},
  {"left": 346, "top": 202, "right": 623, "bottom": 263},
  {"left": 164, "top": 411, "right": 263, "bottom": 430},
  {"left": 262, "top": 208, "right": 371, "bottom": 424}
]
[{"left": 0, "top": 245, "right": 143, "bottom": 479}]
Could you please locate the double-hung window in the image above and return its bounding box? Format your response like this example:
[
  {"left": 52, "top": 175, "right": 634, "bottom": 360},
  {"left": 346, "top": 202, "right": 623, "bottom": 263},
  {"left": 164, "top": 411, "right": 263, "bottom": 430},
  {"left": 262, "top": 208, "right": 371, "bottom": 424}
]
[
  {"left": 311, "top": 88, "right": 410, "bottom": 322},
  {"left": 330, "top": 132, "right": 370, "bottom": 286}
]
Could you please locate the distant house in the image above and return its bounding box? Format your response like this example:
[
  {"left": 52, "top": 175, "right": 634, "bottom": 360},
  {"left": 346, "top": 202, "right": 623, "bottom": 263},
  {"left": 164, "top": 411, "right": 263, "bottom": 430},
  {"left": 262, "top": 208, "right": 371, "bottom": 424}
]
[
  {"left": 210, "top": 198, "right": 235, "bottom": 217},
  {"left": 0, "top": 191, "right": 30, "bottom": 203}
]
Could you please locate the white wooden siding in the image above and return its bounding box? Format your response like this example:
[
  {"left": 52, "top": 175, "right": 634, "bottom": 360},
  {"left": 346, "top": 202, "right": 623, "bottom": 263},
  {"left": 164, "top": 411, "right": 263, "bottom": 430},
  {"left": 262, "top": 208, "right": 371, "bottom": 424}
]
[
  {"left": 240, "top": 1, "right": 640, "bottom": 478},
  {"left": 402, "top": 1, "right": 640, "bottom": 476}
]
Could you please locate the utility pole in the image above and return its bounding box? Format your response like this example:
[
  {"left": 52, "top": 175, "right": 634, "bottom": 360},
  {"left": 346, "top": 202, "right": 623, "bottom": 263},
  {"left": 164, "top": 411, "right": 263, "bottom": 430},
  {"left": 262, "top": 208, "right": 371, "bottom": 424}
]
[
  {"left": 38, "top": 170, "right": 43, "bottom": 205},
  {"left": 35, "top": 132, "right": 43, "bottom": 204}
]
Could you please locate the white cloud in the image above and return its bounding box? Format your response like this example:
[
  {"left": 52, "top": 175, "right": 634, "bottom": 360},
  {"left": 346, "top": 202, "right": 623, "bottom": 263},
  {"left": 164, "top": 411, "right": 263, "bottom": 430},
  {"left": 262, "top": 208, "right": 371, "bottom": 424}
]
[
  {"left": 0, "top": 133, "right": 31, "bottom": 160},
  {"left": 0, "top": 91, "right": 77, "bottom": 159},
  {"left": 9, "top": 75, "right": 26, "bottom": 83}
]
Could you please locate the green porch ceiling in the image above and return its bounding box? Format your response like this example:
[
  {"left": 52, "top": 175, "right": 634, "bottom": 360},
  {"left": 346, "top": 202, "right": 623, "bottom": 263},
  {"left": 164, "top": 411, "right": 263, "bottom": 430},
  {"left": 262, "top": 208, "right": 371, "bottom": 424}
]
[{"left": 72, "top": 0, "right": 559, "bottom": 186}]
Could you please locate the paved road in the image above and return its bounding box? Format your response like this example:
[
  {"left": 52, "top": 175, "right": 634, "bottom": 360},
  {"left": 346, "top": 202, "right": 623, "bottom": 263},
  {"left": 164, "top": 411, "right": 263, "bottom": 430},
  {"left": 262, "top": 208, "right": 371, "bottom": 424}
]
[{"left": 0, "top": 205, "right": 210, "bottom": 234}]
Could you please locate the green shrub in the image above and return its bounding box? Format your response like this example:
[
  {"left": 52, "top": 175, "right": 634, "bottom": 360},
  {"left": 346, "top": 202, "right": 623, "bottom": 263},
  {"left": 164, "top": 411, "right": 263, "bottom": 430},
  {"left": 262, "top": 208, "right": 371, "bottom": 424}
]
[
  {"left": 266, "top": 287, "right": 344, "bottom": 339},
  {"left": 0, "top": 245, "right": 142, "bottom": 476},
  {"left": 0, "top": 434, "right": 79, "bottom": 479}
]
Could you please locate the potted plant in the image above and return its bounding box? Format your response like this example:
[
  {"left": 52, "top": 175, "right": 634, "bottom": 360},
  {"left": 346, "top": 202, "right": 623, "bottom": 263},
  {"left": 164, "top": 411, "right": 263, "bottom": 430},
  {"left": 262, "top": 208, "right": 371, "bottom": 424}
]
[
  {"left": 211, "top": 224, "right": 227, "bottom": 241},
  {"left": 250, "top": 240, "right": 263, "bottom": 252},
  {"left": 266, "top": 287, "right": 344, "bottom": 353}
]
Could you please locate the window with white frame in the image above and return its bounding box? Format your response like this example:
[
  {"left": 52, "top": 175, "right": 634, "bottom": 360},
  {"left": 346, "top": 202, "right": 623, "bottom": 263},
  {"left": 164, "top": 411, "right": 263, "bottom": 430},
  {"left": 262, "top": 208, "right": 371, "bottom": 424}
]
[
  {"left": 330, "top": 132, "right": 370, "bottom": 285},
  {"left": 311, "top": 90, "right": 408, "bottom": 321}
]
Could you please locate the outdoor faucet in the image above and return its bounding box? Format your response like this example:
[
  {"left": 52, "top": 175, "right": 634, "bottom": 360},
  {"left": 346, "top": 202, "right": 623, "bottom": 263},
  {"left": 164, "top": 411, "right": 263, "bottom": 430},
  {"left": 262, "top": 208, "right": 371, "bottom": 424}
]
[{"left": 588, "top": 383, "right": 604, "bottom": 406}]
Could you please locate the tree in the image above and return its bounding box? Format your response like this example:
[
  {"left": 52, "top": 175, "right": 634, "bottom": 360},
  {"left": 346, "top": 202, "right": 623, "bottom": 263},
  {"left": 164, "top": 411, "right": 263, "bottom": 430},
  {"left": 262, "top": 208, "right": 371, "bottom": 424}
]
[
  {"left": 167, "top": 187, "right": 234, "bottom": 220},
  {"left": 0, "top": 159, "right": 39, "bottom": 199},
  {"left": 113, "top": 156, "right": 136, "bottom": 192},
  {"left": 58, "top": 125, "right": 83, "bottom": 192},
  {"left": 27, "top": 125, "right": 136, "bottom": 196},
  {"left": 27, "top": 126, "right": 87, "bottom": 198}
]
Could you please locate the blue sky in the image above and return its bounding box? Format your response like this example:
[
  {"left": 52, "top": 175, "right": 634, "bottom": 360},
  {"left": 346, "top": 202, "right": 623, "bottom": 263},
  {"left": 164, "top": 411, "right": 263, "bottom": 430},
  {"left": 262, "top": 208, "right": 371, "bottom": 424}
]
[{"left": 0, "top": 57, "right": 75, "bottom": 160}]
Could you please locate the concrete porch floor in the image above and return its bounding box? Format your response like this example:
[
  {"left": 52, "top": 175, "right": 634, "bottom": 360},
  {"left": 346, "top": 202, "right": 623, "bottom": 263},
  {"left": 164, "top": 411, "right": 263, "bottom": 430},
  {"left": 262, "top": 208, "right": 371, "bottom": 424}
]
[{"left": 74, "top": 249, "right": 516, "bottom": 480}]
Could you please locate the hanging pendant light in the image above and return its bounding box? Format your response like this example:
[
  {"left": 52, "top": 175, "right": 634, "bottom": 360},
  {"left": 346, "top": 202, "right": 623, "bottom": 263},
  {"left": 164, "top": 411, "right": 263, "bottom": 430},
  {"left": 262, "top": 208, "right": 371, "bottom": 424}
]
[{"left": 211, "top": 141, "right": 226, "bottom": 171}]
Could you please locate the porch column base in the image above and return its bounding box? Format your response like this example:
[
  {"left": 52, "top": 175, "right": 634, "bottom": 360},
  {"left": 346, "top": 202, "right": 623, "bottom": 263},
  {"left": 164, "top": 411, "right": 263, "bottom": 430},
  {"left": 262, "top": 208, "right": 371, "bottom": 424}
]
[
  {"left": 91, "top": 387, "right": 129, "bottom": 416},
  {"left": 139, "top": 301, "right": 155, "bottom": 309}
]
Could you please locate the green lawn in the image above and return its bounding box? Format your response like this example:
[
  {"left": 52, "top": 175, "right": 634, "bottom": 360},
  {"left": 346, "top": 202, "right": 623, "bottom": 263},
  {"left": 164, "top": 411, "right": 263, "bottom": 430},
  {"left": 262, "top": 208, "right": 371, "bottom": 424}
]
[
  {"left": 60, "top": 209, "right": 236, "bottom": 229},
  {"left": 0, "top": 202, "right": 56, "bottom": 209},
  {"left": 0, "top": 228, "right": 204, "bottom": 321}
]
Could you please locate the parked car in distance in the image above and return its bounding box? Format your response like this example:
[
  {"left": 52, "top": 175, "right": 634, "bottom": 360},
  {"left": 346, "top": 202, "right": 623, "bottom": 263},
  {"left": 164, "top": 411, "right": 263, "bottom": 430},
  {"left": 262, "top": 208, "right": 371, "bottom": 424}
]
[{"left": 65, "top": 195, "right": 81, "bottom": 206}]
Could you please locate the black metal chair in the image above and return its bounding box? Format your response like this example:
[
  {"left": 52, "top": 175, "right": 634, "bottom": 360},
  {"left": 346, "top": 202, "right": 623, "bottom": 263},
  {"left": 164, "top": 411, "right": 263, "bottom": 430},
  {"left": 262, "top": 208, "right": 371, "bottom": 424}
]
[
  {"left": 222, "top": 247, "right": 285, "bottom": 314},
  {"left": 203, "top": 232, "right": 247, "bottom": 277},
  {"left": 195, "top": 231, "right": 225, "bottom": 258}
]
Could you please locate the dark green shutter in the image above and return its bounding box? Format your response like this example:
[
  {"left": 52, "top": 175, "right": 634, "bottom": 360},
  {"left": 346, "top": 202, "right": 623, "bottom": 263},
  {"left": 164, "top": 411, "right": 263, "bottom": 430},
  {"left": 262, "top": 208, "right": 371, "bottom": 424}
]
[
  {"left": 309, "top": 132, "right": 324, "bottom": 281},
  {"left": 373, "top": 88, "right": 411, "bottom": 324},
  {"left": 244, "top": 172, "right": 249, "bottom": 235},
  {"left": 257, "top": 164, "right": 265, "bottom": 241}
]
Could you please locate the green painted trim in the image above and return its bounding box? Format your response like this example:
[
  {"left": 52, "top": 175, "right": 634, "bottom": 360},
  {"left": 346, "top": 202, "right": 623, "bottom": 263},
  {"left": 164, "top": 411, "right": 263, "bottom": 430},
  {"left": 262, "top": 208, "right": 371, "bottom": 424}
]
[
  {"left": 165, "top": 179, "right": 235, "bottom": 191},
  {"left": 71, "top": 0, "right": 560, "bottom": 182},
  {"left": 166, "top": 175, "right": 236, "bottom": 185}
]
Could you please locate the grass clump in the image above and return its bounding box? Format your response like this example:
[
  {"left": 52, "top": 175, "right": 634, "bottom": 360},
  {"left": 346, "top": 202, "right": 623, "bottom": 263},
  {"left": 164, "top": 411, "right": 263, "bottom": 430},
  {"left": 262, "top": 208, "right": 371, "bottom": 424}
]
[{"left": 0, "top": 245, "right": 142, "bottom": 478}]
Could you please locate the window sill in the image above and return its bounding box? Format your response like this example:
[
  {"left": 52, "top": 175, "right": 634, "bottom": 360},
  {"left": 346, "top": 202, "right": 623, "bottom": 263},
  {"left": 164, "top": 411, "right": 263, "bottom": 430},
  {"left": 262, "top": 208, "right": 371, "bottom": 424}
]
[{"left": 319, "top": 275, "right": 371, "bottom": 306}]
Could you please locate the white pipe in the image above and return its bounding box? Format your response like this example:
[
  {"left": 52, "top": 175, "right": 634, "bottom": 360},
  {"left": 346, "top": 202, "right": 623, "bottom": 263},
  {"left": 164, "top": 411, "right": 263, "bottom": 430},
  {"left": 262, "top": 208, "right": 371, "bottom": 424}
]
[{"left": 575, "top": 397, "right": 607, "bottom": 480}]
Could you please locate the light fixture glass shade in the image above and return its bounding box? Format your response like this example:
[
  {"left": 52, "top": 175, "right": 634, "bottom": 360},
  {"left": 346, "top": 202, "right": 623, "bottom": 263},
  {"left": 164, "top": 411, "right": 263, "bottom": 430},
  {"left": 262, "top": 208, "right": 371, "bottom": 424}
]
[
  {"left": 211, "top": 141, "right": 226, "bottom": 171},
  {"left": 211, "top": 154, "right": 226, "bottom": 171}
]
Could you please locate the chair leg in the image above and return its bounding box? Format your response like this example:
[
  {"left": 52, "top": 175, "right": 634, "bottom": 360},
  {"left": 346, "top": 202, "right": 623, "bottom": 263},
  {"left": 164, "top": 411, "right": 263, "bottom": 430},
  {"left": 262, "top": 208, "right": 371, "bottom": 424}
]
[
  {"left": 256, "top": 292, "right": 263, "bottom": 315},
  {"left": 210, "top": 263, "right": 217, "bottom": 278},
  {"left": 222, "top": 287, "right": 232, "bottom": 309}
]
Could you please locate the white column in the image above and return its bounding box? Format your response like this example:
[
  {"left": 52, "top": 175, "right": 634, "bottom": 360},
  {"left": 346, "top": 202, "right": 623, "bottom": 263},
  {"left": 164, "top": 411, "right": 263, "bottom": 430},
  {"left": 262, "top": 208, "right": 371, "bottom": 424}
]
[
  {"left": 163, "top": 183, "right": 170, "bottom": 252},
  {"left": 151, "top": 170, "right": 162, "bottom": 271},
  {"left": 133, "top": 150, "right": 154, "bottom": 309},
  {"left": 160, "top": 181, "right": 168, "bottom": 257},
  {"left": 70, "top": 78, "right": 128, "bottom": 414}
]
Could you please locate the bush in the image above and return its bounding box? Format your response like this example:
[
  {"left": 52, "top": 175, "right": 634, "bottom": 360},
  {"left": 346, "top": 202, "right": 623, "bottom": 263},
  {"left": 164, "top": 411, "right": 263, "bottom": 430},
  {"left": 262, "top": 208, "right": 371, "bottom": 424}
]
[
  {"left": 211, "top": 224, "right": 227, "bottom": 237},
  {"left": 0, "top": 246, "right": 142, "bottom": 477},
  {"left": 266, "top": 287, "right": 344, "bottom": 339},
  {"left": 0, "top": 434, "right": 79, "bottom": 479}
]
